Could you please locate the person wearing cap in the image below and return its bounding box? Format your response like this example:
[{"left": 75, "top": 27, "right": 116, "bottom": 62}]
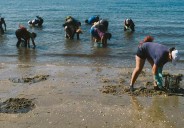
[
  {"left": 129, "top": 37, "right": 180, "bottom": 92},
  {"left": 15, "top": 25, "right": 37, "bottom": 48},
  {"left": 28, "top": 16, "right": 44, "bottom": 27},
  {"left": 85, "top": 16, "right": 99, "bottom": 25},
  {"left": 124, "top": 18, "right": 135, "bottom": 32},
  {"left": 0, "top": 17, "right": 6, "bottom": 34}
]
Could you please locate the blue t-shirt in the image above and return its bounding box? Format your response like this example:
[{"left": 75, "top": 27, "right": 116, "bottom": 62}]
[
  {"left": 88, "top": 16, "right": 98, "bottom": 24},
  {"left": 141, "top": 42, "right": 169, "bottom": 66}
]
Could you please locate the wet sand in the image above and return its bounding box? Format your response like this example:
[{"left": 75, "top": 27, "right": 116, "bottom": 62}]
[{"left": 0, "top": 63, "right": 184, "bottom": 128}]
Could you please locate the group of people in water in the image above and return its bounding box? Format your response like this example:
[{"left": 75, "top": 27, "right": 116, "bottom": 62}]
[
  {"left": 62, "top": 15, "right": 112, "bottom": 47},
  {"left": 0, "top": 15, "right": 180, "bottom": 92},
  {"left": 0, "top": 16, "right": 43, "bottom": 48},
  {"left": 0, "top": 15, "right": 136, "bottom": 48},
  {"left": 62, "top": 15, "right": 134, "bottom": 47}
]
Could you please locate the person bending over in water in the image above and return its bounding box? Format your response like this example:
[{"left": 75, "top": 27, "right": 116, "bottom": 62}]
[
  {"left": 15, "top": 25, "right": 37, "bottom": 48},
  {"left": 90, "top": 19, "right": 111, "bottom": 47},
  {"left": 92, "top": 19, "right": 109, "bottom": 32},
  {"left": 129, "top": 36, "right": 180, "bottom": 92},
  {"left": 124, "top": 18, "right": 135, "bottom": 32},
  {"left": 63, "top": 16, "right": 82, "bottom": 40},
  {"left": 28, "top": 16, "right": 44, "bottom": 27},
  {"left": 0, "top": 17, "right": 6, "bottom": 34},
  {"left": 85, "top": 15, "right": 99, "bottom": 25},
  {"left": 90, "top": 26, "right": 111, "bottom": 47}
]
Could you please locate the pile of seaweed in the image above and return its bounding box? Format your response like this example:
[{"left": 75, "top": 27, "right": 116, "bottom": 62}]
[
  {"left": 100, "top": 73, "right": 183, "bottom": 97},
  {"left": 0, "top": 98, "right": 35, "bottom": 113},
  {"left": 163, "top": 72, "right": 183, "bottom": 90},
  {"left": 100, "top": 85, "right": 167, "bottom": 97},
  {"left": 9, "top": 75, "right": 49, "bottom": 83}
]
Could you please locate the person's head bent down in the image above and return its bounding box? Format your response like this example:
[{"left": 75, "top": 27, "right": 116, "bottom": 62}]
[
  {"left": 168, "top": 47, "right": 180, "bottom": 65},
  {"left": 130, "top": 42, "right": 180, "bottom": 92}
]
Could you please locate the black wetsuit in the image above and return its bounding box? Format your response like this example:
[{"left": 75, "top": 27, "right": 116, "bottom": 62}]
[
  {"left": 15, "top": 29, "right": 32, "bottom": 47},
  {"left": 0, "top": 18, "right": 6, "bottom": 34}
]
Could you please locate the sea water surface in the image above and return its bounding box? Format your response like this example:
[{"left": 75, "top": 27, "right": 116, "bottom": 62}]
[{"left": 0, "top": 0, "right": 184, "bottom": 69}]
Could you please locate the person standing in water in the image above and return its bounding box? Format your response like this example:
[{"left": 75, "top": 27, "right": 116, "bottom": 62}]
[
  {"left": 28, "top": 16, "right": 44, "bottom": 27},
  {"left": 0, "top": 17, "right": 6, "bottom": 34},
  {"left": 124, "top": 18, "right": 135, "bottom": 32}
]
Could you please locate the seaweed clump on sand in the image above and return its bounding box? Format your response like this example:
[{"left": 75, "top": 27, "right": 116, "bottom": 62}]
[
  {"left": 0, "top": 98, "right": 35, "bottom": 113},
  {"left": 125, "top": 87, "right": 166, "bottom": 97},
  {"left": 100, "top": 73, "right": 183, "bottom": 97},
  {"left": 100, "top": 85, "right": 117, "bottom": 94},
  {"left": 163, "top": 72, "right": 183, "bottom": 90},
  {"left": 162, "top": 72, "right": 184, "bottom": 96},
  {"left": 9, "top": 75, "right": 49, "bottom": 83}
]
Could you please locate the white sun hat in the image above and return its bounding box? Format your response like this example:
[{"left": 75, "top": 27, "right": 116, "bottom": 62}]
[{"left": 172, "top": 50, "right": 180, "bottom": 65}]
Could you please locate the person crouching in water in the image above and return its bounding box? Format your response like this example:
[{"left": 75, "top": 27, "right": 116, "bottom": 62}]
[
  {"left": 129, "top": 36, "right": 180, "bottom": 92},
  {"left": 0, "top": 17, "right": 6, "bottom": 34},
  {"left": 92, "top": 19, "right": 109, "bottom": 32},
  {"left": 28, "top": 16, "right": 44, "bottom": 27},
  {"left": 63, "top": 16, "right": 82, "bottom": 40},
  {"left": 15, "top": 25, "right": 37, "bottom": 48},
  {"left": 90, "top": 19, "right": 111, "bottom": 47},
  {"left": 90, "top": 26, "right": 111, "bottom": 47},
  {"left": 124, "top": 18, "right": 135, "bottom": 32}
]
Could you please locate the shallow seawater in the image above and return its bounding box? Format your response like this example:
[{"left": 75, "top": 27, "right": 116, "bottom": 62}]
[{"left": 0, "top": 0, "right": 184, "bottom": 69}]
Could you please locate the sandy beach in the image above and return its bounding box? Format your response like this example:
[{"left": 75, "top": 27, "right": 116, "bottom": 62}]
[
  {"left": 1, "top": 0, "right": 184, "bottom": 127},
  {"left": 0, "top": 63, "right": 184, "bottom": 128}
]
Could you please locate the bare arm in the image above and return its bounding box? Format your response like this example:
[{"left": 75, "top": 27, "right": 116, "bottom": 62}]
[
  {"left": 31, "top": 37, "right": 36, "bottom": 48},
  {"left": 3, "top": 22, "right": 6, "bottom": 31}
]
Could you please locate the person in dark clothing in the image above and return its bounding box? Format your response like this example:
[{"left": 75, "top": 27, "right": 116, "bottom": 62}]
[
  {"left": 129, "top": 37, "right": 180, "bottom": 92},
  {"left": 28, "top": 16, "right": 44, "bottom": 27},
  {"left": 99, "top": 19, "right": 109, "bottom": 32},
  {"left": 63, "top": 16, "right": 82, "bottom": 39},
  {"left": 92, "top": 19, "right": 109, "bottom": 32},
  {"left": 0, "top": 17, "right": 6, "bottom": 34},
  {"left": 124, "top": 18, "right": 135, "bottom": 32},
  {"left": 15, "top": 25, "right": 37, "bottom": 48}
]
